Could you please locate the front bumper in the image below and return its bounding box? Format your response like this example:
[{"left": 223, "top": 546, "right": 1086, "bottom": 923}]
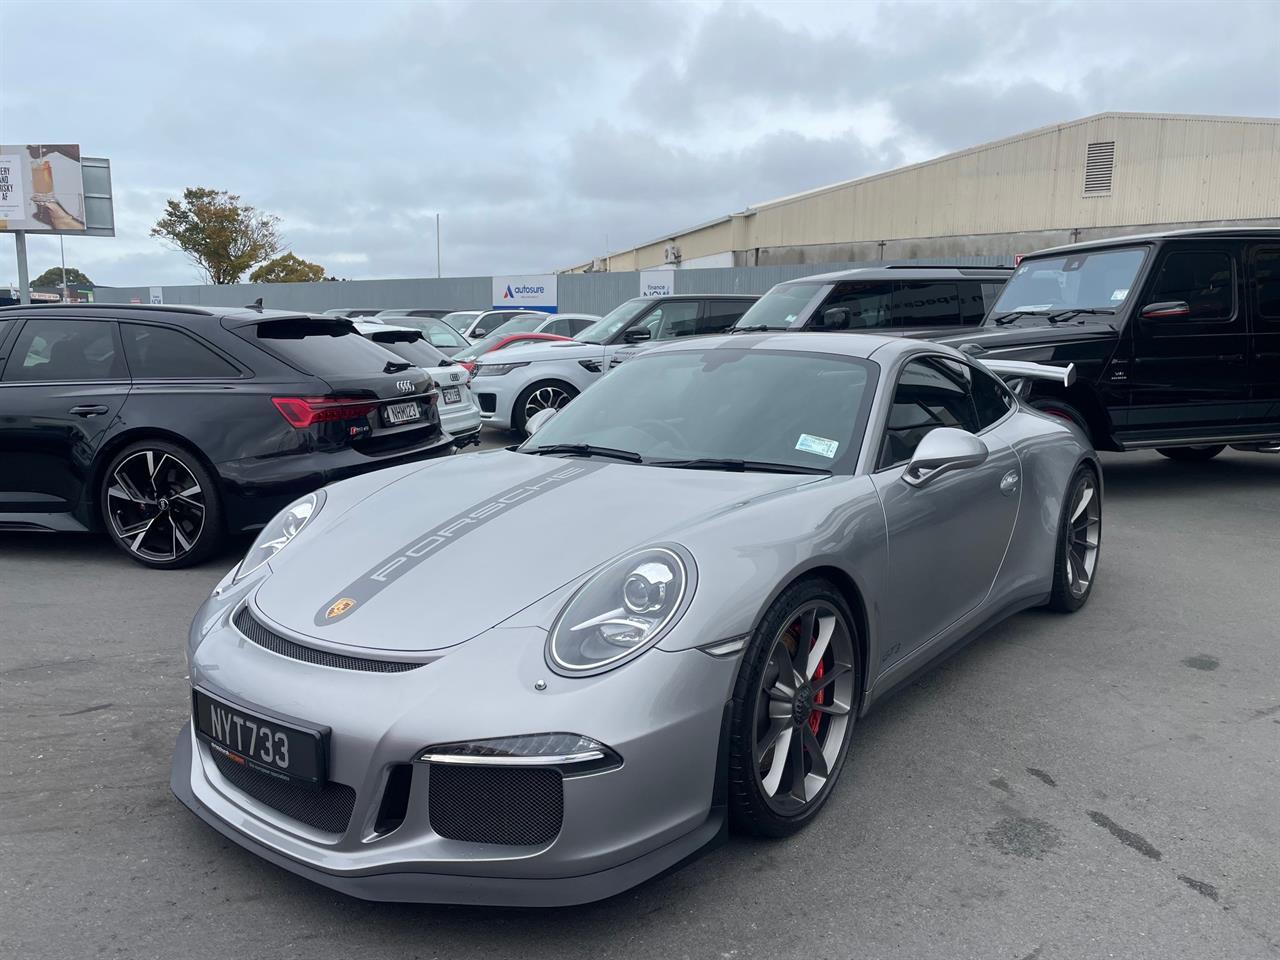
[
  {"left": 473, "top": 376, "right": 520, "bottom": 430},
  {"left": 171, "top": 613, "right": 735, "bottom": 905}
]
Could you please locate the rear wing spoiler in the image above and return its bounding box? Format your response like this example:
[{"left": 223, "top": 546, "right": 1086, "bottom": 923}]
[{"left": 979, "top": 359, "right": 1075, "bottom": 388}]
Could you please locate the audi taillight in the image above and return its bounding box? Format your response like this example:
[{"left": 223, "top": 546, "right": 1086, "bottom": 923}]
[
  {"left": 271, "top": 395, "right": 380, "bottom": 428},
  {"left": 459, "top": 361, "right": 476, "bottom": 374}
]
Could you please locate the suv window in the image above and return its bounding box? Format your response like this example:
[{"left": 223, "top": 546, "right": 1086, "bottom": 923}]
[
  {"left": 121, "top": 323, "right": 239, "bottom": 379},
  {"left": 698, "top": 300, "right": 751, "bottom": 334},
  {"left": 1147, "top": 251, "right": 1235, "bottom": 322},
  {"left": 890, "top": 282, "right": 966, "bottom": 328},
  {"left": 1255, "top": 248, "right": 1280, "bottom": 321},
  {"left": 567, "top": 317, "right": 594, "bottom": 336},
  {"left": 645, "top": 301, "right": 700, "bottom": 340},
  {"left": 248, "top": 317, "right": 407, "bottom": 376},
  {"left": 817, "top": 281, "right": 893, "bottom": 329},
  {"left": 879, "top": 357, "right": 979, "bottom": 469},
  {"left": 4, "top": 318, "right": 124, "bottom": 382}
]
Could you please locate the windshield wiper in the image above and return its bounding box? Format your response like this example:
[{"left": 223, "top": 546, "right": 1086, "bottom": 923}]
[
  {"left": 383, "top": 359, "right": 414, "bottom": 373},
  {"left": 990, "top": 310, "right": 1052, "bottom": 326},
  {"left": 1045, "top": 307, "right": 1117, "bottom": 323},
  {"left": 731, "top": 325, "right": 782, "bottom": 334},
  {"left": 651, "top": 457, "right": 831, "bottom": 475},
  {"left": 528, "top": 443, "right": 644, "bottom": 463}
]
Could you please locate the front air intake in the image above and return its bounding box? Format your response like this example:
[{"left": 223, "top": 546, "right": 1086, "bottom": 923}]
[{"left": 427, "top": 764, "right": 563, "bottom": 845}]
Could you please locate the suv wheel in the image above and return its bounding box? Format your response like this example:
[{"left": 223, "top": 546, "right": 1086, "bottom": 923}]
[
  {"left": 101, "top": 440, "right": 223, "bottom": 568},
  {"left": 514, "top": 381, "right": 578, "bottom": 434},
  {"left": 1156, "top": 445, "right": 1225, "bottom": 462}
]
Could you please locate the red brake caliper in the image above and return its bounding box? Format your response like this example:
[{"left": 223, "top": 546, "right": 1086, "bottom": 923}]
[{"left": 809, "top": 655, "right": 825, "bottom": 735}]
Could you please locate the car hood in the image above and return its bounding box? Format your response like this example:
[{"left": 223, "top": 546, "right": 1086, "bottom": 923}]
[
  {"left": 900, "top": 319, "right": 1120, "bottom": 354},
  {"left": 253, "top": 450, "right": 818, "bottom": 653}
]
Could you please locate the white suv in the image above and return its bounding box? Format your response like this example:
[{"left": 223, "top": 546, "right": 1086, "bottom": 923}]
[{"left": 471, "top": 295, "right": 756, "bottom": 432}]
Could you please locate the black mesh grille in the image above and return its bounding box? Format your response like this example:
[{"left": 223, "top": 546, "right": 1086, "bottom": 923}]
[
  {"left": 428, "top": 764, "right": 563, "bottom": 845},
  {"left": 477, "top": 392, "right": 497, "bottom": 414},
  {"left": 211, "top": 750, "right": 356, "bottom": 834},
  {"left": 234, "top": 607, "right": 426, "bottom": 673}
]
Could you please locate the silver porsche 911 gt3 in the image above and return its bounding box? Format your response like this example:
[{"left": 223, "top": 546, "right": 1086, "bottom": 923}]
[{"left": 171, "top": 332, "right": 1102, "bottom": 906}]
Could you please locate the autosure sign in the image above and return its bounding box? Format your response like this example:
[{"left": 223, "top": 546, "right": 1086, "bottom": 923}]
[{"left": 492, "top": 274, "right": 557, "bottom": 313}]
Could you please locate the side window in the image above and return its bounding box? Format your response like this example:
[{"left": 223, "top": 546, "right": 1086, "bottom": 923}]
[
  {"left": 3, "top": 319, "right": 124, "bottom": 383},
  {"left": 890, "top": 282, "right": 963, "bottom": 328},
  {"left": 878, "top": 357, "right": 979, "bottom": 469},
  {"left": 1146, "top": 251, "right": 1235, "bottom": 322},
  {"left": 121, "top": 324, "right": 239, "bottom": 379},
  {"left": 1254, "top": 247, "right": 1280, "bottom": 322},
  {"left": 980, "top": 281, "right": 1007, "bottom": 317},
  {"left": 815, "top": 281, "right": 893, "bottom": 329},
  {"left": 697, "top": 301, "right": 751, "bottom": 334},
  {"left": 647, "top": 301, "right": 700, "bottom": 340},
  {"left": 541, "top": 318, "right": 569, "bottom": 336},
  {"left": 422, "top": 320, "right": 466, "bottom": 349},
  {"left": 569, "top": 317, "right": 593, "bottom": 336},
  {"left": 970, "top": 364, "right": 1015, "bottom": 428}
]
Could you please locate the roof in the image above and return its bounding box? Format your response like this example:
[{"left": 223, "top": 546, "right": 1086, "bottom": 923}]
[
  {"left": 642, "top": 330, "right": 963, "bottom": 365},
  {"left": 0, "top": 301, "right": 310, "bottom": 324},
  {"left": 1023, "top": 225, "right": 1280, "bottom": 258},
  {"left": 778, "top": 265, "right": 1013, "bottom": 286}
]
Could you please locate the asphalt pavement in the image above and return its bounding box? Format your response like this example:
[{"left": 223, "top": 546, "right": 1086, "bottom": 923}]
[{"left": 2, "top": 445, "right": 1278, "bottom": 960}]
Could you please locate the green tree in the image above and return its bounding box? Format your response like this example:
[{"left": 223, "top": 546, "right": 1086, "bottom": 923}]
[
  {"left": 249, "top": 252, "right": 326, "bottom": 284},
  {"left": 32, "top": 266, "right": 92, "bottom": 288},
  {"left": 150, "top": 187, "right": 281, "bottom": 284}
]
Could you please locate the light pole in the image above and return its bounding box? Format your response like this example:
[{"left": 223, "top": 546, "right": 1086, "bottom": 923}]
[
  {"left": 60, "top": 235, "right": 68, "bottom": 301},
  {"left": 436, "top": 212, "right": 441, "bottom": 279}
]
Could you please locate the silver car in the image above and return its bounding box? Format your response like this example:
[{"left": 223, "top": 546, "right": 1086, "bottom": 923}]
[
  {"left": 171, "top": 333, "right": 1101, "bottom": 906},
  {"left": 354, "top": 322, "right": 481, "bottom": 446}
]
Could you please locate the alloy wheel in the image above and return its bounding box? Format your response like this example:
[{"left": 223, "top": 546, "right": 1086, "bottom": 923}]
[
  {"left": 524, "top": 385, "right": 573, "bottom": 422},
  {"left": 106, "top": 450, "right": 206, "bottom": 562},
  {"left": 751, "top": 600, "right": 856, "bottom": 815},
  {"left": 1065, "top": 474, "right": 1101, "bottom": 598}
]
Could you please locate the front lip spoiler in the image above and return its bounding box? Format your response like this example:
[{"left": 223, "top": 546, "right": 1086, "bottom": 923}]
[{"left": 170, "top": 723, "right": 726, "bottom": 906}]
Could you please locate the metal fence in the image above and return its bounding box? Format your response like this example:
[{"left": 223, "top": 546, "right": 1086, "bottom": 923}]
[{"left": 94, "top": 256, "right": 1012, "bottom": 317}]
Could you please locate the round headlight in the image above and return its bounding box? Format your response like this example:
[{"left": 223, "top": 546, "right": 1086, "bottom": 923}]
[
  {"left": 548, "top": 546, "right": 694, "bottom": 674},
  {"left": 233, "top": 490, "right": 325, "bottom": 582}
]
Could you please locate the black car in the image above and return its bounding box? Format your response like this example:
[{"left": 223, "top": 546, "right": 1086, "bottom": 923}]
[
  {"left": 732, "top": 265, "right": 1012, "bottom": 334},
  {"left": 915, "top": 228, "right": 1280, "bottom": 459},
  {"left": 0, "top": 304, "right": 451, "bottom": 567}
]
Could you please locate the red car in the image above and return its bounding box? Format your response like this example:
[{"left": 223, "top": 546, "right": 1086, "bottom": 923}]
[{"left": 451, "top": 331, "right": 572, "bottom": 373}]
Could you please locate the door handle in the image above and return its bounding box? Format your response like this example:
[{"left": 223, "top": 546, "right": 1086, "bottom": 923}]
[
  {"left": 1218, "top": 354, "right": 1245, "bottom": 363},
  {"left": 999, "top": 470, "right": 1020, "bottom": 495},
  {"left": 69, "top": 404, "right": 109, "bottom": 417}
]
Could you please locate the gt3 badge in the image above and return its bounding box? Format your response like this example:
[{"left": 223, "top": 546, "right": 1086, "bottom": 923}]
[{"left": 326, "top": 598, "right": 357, "bottom": 619}]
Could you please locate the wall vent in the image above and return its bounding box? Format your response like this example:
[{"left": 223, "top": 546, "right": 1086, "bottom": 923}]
[{"left": 1083, "top": 141, "right": 1115, "bottom": 195}]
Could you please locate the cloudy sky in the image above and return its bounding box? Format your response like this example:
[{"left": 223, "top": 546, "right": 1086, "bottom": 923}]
[{"left": 3, "top": 0, "right": 1278, "bottom": 288}]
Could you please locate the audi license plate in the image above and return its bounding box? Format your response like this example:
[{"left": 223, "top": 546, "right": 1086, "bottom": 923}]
[
  {"left": 193, "top": 689, "right": 326, "bottom": 788},
  {"left": 383, "top": 400, "right": 422, "bottom": 425},
  {"left": 442, "top": 386, "right": 462, "bottom": 405}
]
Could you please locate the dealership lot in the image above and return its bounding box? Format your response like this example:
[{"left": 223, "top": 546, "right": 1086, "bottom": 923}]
[{"left": 1, "top": 448, "right": 1278, "bottom": 960}]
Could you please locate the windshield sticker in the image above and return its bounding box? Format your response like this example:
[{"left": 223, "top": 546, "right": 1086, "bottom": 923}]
[
  {"left": 796, "top": 434, "right": 839, "bottom": 458},
  {"left": 1111, "top": 288, "right": 1129, "bottom": 301}
]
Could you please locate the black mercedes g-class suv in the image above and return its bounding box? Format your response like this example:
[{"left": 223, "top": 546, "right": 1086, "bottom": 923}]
[{"left": 920, "top": 228, "right": 1280, "bottom": 460}]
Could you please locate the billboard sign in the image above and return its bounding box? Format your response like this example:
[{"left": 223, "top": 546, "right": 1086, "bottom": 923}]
[
  {"left": 492, "top": 274, "right": 557, "bottom": 313},
  {"left": 0, "top": 144, "right": 87, "bottom": 232},
  {"left": 640, "top": 269, "right": 675, "bottom": 298}
]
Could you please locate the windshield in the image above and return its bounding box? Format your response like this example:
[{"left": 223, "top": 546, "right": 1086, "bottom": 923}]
[
  {"left": 990, "top": 247, "right": 1148, "bottom": 321},
  {"left": 382, "top": 316, "right": 469, "bottom": 349},
  {"left": 487, "top": 314, "right": 547, "bottom": 338},
  {"left": 575, "top": 299, "right": 650, "bottom": 344},
  {"left": 733, "top": 282, "right": 826, "bottom": 330},
  {"left": 440, "top": 311, "right": 480, "bottom": 333},
  {"left": 452, "top": 334, "right": 512, "bottom": 362},
  {"left": 524, "top": 347, "right": 877, "bottom": 471}
]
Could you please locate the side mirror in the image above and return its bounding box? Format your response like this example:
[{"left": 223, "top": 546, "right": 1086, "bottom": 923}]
[
  {"left": 817, "top": 307, "right": 851, "bottom": 330},
  {"left": 623, "top": 327, "right": 652, "bottom": 343},
  {"left": 525, "top": 407, "right": 558, "bottom": 436},
  {"left": 1140, "top": 301, "right": 1191, "bottom": 321},
  {"left": 904, "top": 428, "right": 989, "bottom": 487}
]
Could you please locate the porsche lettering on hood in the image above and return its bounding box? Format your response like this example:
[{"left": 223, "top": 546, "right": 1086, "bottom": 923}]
[{"left": 313, "top": 462, "right": 604, "bottom": 626}]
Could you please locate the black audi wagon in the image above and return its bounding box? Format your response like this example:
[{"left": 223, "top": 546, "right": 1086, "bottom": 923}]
[{"left": 0, "top": 303, "right": 451, "bottom": 567}]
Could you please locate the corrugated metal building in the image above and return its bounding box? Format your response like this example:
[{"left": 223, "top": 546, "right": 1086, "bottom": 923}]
[{"left": 565, "top": 113, "right": 1280, "bottom": 273}]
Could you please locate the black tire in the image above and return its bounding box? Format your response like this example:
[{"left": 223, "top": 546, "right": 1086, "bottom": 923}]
[
  {"left": 1156, "top": 445, "right": 1225, "bottom": 462},
  {"left": 99, "top": 440, "right": 223, "bottom": 569},
  {"left": 728, "top": 578, "right": 860, "bottom": 838},
  {"left": 1046, "top": 465, "right": 1101, "bottom": 613},
  {"left": 1031, "top": 399, "right": 1092, "bottom": 444},
  {"left": 512, "top": 380, "right": 579, "bottom": 434}
]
